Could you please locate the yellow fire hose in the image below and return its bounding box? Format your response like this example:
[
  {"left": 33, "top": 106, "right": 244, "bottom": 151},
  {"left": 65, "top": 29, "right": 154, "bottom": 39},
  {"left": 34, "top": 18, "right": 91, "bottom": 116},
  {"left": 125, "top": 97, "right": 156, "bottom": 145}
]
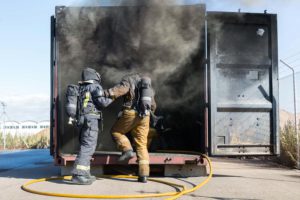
[{"left": 21, "top": 154, "right": 212, "bottom": 200}]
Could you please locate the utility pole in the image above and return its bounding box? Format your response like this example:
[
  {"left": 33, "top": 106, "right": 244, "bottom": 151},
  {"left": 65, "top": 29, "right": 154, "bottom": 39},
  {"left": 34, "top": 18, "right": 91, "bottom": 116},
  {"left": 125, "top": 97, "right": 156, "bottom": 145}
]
[
  {"left": 280, "top": 60, "right": 299, "bottom": 169},
  {"left": 0, "top": 101, "right": 7, "bottom": 150}
]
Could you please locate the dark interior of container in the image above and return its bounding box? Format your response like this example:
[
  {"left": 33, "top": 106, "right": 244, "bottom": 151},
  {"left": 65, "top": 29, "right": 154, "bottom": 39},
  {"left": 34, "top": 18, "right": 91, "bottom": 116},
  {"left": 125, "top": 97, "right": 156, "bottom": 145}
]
[{"left": 54, "top": 4, "right": 207, "bottom": 155}]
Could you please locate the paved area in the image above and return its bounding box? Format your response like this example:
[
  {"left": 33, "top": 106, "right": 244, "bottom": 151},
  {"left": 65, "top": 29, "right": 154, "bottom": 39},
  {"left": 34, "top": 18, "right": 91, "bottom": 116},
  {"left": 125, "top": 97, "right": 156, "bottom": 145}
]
[{"left": 0, "top": 149, "right": 300, "bottom": 200}]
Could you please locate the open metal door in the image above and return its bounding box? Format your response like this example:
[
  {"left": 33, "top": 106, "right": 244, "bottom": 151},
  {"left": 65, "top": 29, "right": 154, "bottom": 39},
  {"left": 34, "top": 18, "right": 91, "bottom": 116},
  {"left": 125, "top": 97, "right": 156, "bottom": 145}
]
[{"left": 207, "top": 12, "right": 279, "bottom": 156}]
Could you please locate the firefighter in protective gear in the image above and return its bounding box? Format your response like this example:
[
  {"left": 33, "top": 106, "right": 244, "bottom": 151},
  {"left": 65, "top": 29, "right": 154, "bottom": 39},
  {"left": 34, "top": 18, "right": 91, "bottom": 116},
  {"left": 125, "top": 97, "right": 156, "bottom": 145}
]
[
  {"left": 105, "top": 74, "right": 156, "bottom": 183},
  {"left": 71, "top": 68, "right": 113, "bottom": 185}
]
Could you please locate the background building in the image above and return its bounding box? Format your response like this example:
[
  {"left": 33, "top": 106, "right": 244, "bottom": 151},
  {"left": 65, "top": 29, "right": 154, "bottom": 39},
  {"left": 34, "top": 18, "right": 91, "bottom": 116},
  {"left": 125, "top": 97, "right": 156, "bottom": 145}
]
[{"left": 0, "top": 120, "right": 50, "bottom": 136}]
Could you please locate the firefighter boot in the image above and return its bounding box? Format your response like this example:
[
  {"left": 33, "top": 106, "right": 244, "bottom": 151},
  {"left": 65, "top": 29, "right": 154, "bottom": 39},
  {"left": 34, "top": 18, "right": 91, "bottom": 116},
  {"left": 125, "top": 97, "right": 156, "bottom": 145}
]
[
  {"left": 137, "top": 176, "right": 147, "bottom": 183},
  {"left": 118, "top": 150, "right": 134, "bottom": 162},
  {"left": 89, "top": 175, "right": 97, "bottom": 182},
  {"left": 71, "top": 175, "right": 95, "bottom": 185}
]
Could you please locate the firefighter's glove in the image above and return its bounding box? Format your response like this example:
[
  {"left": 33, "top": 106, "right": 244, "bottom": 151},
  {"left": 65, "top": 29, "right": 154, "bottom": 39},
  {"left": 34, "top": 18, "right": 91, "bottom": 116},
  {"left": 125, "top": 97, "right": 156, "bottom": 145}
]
[
  {"left": 104, "top": 89, "right": 110, "bottom": 97},
  {"left": 104, "top": 89, "right": 116, "bottom": 100}
]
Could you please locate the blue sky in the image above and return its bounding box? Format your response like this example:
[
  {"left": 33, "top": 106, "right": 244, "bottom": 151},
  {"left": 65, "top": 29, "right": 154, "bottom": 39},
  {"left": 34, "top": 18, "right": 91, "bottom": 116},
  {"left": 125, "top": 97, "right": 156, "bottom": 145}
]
[{"left": 0, "top": 0, "right": 299, "bottom": 121}]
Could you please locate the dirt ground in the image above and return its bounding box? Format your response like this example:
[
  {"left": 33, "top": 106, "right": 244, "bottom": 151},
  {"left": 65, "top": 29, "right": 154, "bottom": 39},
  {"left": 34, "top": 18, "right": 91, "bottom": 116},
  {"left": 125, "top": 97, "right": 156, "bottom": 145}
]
[{"left": 0, "top": 149, "right": 299, "bottom": 200}]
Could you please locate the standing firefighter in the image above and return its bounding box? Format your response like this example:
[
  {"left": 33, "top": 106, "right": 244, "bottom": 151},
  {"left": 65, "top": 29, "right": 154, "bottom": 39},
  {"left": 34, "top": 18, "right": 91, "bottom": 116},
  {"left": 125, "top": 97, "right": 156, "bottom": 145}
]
[
  {"left": 105, "top": 74, "right": 156, "bottom": 183},
  {"left": 66, "top": 68, "right": 112, "bottom": 185}
]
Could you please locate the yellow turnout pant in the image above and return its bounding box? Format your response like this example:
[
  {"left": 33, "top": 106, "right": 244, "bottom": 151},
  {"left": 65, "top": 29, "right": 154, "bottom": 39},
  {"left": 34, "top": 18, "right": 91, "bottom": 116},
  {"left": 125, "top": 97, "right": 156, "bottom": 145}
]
[{"left": 111, "top": 109, "right": 150, "bottom": 176}]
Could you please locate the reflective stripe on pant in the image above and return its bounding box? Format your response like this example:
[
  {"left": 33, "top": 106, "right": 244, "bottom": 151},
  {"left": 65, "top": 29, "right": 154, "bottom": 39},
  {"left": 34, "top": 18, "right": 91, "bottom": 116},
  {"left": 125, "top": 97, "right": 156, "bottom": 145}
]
[
  {"left": 111, "top": 109, "right": 150, "bottom": 176},
  {"left": 72, "top": 116, "right": 99, "bottom": 176}
]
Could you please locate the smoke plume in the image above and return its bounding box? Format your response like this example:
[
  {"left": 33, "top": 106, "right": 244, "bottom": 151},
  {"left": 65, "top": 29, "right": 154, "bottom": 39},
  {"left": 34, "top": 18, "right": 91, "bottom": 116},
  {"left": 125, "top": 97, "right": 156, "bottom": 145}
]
[{"left": 57, "top": 0, "right": 205, "bottom": 110}]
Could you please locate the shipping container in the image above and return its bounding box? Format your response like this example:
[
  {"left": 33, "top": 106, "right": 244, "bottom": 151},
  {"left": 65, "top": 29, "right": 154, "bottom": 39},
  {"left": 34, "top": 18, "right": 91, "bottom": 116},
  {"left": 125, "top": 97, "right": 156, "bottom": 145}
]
[{"left": 50, "top": 4, "right": 279, "bottom": 174}]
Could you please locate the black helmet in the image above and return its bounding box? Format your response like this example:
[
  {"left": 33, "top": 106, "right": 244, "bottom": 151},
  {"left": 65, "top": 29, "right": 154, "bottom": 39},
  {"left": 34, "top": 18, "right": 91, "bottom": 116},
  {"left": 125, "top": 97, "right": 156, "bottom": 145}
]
[{"left": 81, "top": 68, "right": 101, "bottom": 82}]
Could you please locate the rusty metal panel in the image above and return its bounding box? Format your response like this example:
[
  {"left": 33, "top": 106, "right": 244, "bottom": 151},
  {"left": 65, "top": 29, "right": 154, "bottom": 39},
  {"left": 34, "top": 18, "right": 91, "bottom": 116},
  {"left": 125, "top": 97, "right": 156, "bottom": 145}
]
[
  {"left": 207, "top": 12, "right": 279, "bottom": 156},
  {"left": 56, "top": 152, "right": 205, "bottom": 166},
  {"left": 164, "top": 165, "right": 207, "bottom": 177}
]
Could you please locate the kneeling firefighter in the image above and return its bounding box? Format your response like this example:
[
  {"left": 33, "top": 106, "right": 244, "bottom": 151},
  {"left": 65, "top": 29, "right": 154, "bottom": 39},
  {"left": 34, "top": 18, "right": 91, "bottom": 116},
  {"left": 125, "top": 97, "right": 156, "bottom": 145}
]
[
  {"left": 105, "top": 74, "right": 156, "bottom": 183},
  {"left": 65, "top": 68, "right": 113, "bottom": 185}
]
